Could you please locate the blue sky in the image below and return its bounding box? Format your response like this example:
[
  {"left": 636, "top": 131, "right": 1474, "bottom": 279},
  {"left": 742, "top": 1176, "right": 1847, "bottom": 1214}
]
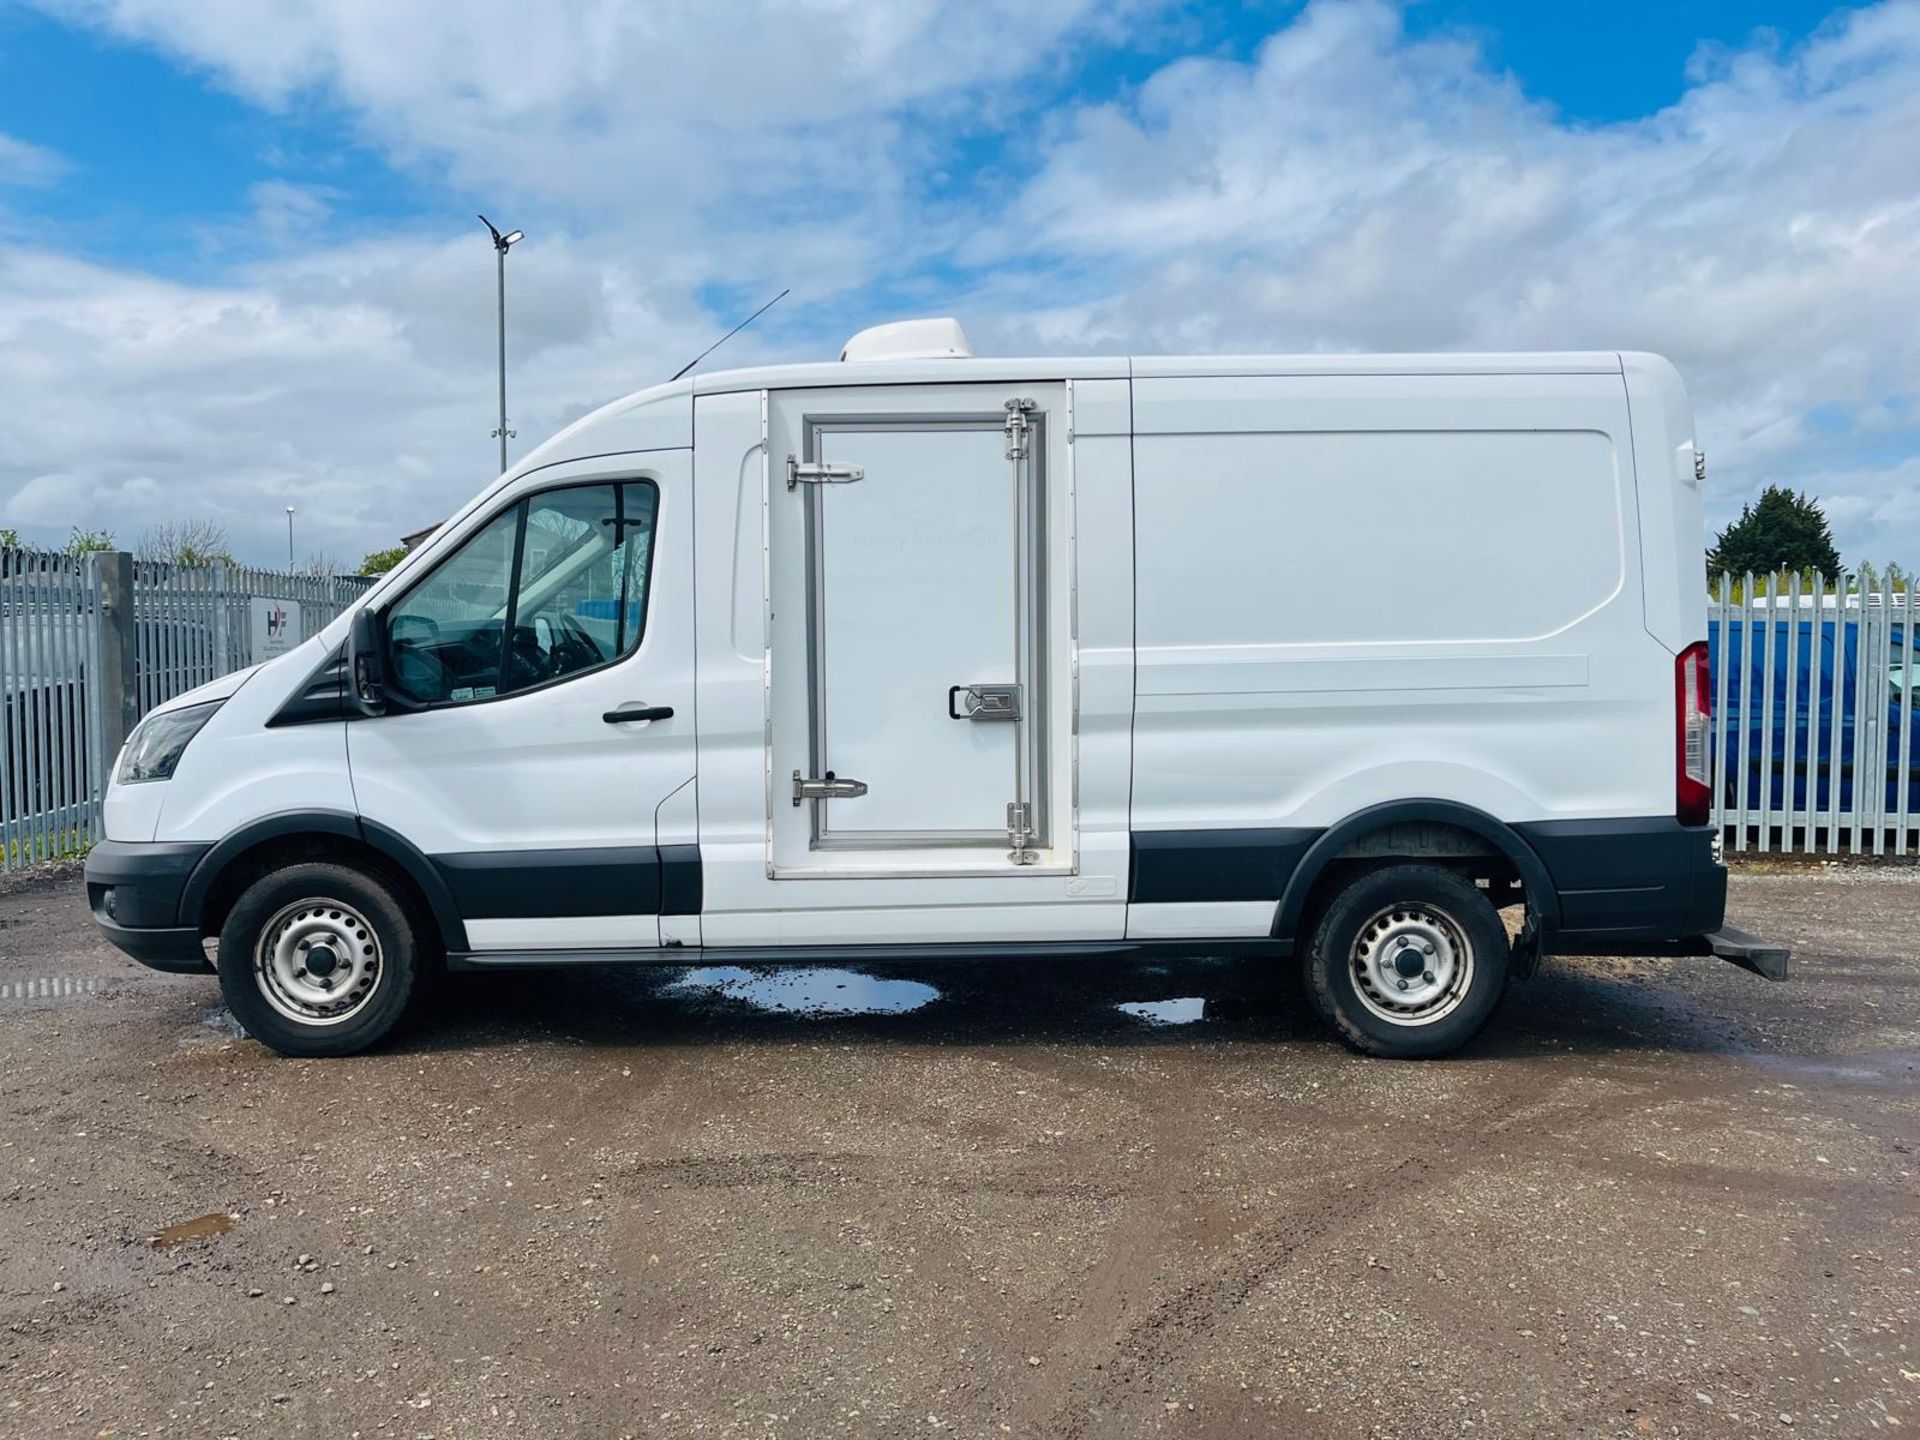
[
  {"left": 0, "top": 2, "right": 1847, "bottom": 276},
  {"left": 1400, "top": 1, "right": 1845, "bottom": 117},
  {"left": 0, "top": 7, "right": 434, "bottom": 271},
  {"left": 0, "top": 0, "right": 1915, "bottom": 566}
]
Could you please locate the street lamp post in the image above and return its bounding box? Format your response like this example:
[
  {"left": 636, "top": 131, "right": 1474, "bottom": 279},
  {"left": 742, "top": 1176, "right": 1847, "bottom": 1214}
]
[
  {"left": 286, "top": 506, "right": 296, "bottom": 570},
  {"left": 478, "top": 215, "right": 524, "bottom": 474}
]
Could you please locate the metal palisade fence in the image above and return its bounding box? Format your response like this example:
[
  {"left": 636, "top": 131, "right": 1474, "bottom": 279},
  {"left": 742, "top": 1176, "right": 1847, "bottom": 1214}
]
[
  {"left": 0, "top": 548, "right": 369, "bottom": 869},
  {"left": 2, "top": 546, "right": 1913, "bottom": 870},
  {"left": 129, "top": 560, "right": 363, "bottom": 713},
  {"left": 0, "top": 550, "right": 97, "bottom": 870},
  {"left": 1711, "top": 571, "right": 1919, "bottom": 856}
]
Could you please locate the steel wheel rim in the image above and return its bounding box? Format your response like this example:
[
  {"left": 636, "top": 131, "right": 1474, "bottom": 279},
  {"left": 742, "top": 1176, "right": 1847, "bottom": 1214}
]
[
  {"left": 1349, "top": 902, "right": 1475, "bottom": 1027},
  {"left": 254, "top": 897, "right": 383, "bottom": 1027}
]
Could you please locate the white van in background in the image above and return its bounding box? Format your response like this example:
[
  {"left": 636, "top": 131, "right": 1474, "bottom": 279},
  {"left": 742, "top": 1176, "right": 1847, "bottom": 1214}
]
[{"left": 84, "top": 319, "right": 1785, "bottom": 1058}]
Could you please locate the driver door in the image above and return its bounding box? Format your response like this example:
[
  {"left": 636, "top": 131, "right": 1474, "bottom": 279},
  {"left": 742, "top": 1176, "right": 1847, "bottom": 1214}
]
[{"left": 348, "top": 455, "right": 696, "bottom": 953}]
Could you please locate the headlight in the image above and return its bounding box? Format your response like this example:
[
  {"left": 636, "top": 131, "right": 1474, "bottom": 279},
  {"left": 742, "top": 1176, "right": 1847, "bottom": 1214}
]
[{"left": 115, "top": 700, "right": 223, "bottom": 784}]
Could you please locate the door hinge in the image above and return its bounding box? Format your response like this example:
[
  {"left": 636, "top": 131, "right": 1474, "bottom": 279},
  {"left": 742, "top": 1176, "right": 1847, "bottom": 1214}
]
[
  {"left": 1006, "top": 801, "right": 1037, "bottom": 865},
  {"left": 787, "top": 455, "right": 865, "bottom": 491},
  {"left": 1004, "top": 398, "right": 1037, "bottom": 460},
  {"left": 793, "top": 770, "right": 869, "bottom": 806}
]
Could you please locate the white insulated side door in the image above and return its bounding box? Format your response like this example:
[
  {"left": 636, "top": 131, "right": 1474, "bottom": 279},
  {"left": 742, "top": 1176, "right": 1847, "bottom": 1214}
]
[
  {"left": 691, "top": 381, "right": 1127, "bottom": 948},
  {"left": 798, "top": 418, "right": 1034, "bottom": 850}
]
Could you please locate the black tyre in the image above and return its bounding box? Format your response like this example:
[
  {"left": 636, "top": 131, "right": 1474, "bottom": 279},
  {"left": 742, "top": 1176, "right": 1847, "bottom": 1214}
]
[
  {"left": 216, "top": 861, "right": 420, "bottom": 1058},
  {"left": 1303, "top": 863, "right": 1510, "bottom": 1058}
]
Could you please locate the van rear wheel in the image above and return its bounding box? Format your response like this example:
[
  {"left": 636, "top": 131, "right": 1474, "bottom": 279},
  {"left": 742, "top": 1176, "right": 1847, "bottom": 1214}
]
[
  {"left": 216, "top": 861, "right": 420, "bottom": 1058},
  {"left": 1303, "top": 863, "right": 1509, "bottom": 1058}
]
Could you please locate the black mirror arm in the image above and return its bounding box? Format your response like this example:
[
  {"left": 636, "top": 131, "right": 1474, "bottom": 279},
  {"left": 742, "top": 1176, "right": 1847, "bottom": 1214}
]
[{"left": 346, "top": 607, "right": 400, "bottom": 716}]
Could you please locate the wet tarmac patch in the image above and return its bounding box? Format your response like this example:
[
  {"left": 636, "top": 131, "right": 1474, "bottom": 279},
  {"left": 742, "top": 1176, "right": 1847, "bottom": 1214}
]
[
  {"left": 1745, "top": 1047, "right": 1920, "bottom": 1089},
  {"left": 670, "top": 966, "right": 940, "bottom": 1017},
  {"left": 148, "top": 1213, "right": 235, "bottom": 1248}
]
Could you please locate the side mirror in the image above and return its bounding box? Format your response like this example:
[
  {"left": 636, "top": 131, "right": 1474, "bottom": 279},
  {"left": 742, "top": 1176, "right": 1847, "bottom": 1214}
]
[{"left": 346, "top": 607, "right": 387, "bottom": 716}]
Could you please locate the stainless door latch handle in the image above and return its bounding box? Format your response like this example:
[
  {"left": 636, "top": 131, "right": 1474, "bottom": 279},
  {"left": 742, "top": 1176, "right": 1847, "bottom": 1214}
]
[
  {"left": 792, "top": 770, "right": 869, "bottom": 805},
  {"left": 948, "top": 683, "right": 1021, "bottom": 721},
  {"left": 787, "top": 456, "right": 865, "bottom": 490}
]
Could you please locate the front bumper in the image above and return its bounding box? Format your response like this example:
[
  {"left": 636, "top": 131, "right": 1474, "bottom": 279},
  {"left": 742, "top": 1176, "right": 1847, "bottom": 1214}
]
[{"left": 84, "top": 839, "right": 214, "bottom": 973}]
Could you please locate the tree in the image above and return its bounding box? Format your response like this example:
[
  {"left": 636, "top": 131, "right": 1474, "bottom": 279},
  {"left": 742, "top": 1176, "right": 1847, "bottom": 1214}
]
[
  {"left": 1712, "top": 568, "right": 1830, "bottom": 602},
  {"left": 64, "top": 527, "right": 115, "bottom": 556},
  {"left": 1856, "top": 561, "right": 1912, "bottom": 595},
  {"left": 0, "top": 528, "right": 19, "bottom": 550},
  {"left": 1707, "top": 486, "right": 1841, "bottom": 581},
  {"left": 297, "top": 552, "right": 343, "bottom": 579},
  {"left": 137, "top": 519, "right": 233, "bottom": 566},
  {"left": 358, "top": 545, "right": 409, "bottom": 576}
]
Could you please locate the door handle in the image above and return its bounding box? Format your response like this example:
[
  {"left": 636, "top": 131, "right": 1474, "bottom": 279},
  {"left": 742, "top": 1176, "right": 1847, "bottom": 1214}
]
[
  {"left": 948, "top": 683, "right": 1021, "bottom": 721},
  {"left": 603, "top": 703, "right": 674, "bottom": 724}
]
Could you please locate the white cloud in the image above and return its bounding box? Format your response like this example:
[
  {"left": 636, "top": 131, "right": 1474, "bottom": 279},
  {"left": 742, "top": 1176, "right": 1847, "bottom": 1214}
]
[
  {"left": 0, "top": 133, "right": 68, "bottom": 187},
  {"left": 0, "top": 239, "right": 716, "bottom": 562},
  {"left": 49, "top": 0, "right": 1113, "bottom": 120},
  {"left": 246, "top": 178, "right": 336, "bottom": 241},
  {"left": 977, "top": 0, "right": 1920, "bottom": 557},
  {"left": 1803, "top": 455, "right": 1920, "bottom": 558},
  {"left": 2, "top": 0, "right": 1145, "bottom": 561},
  {"left": 6, "top": 0, "right": 1920, "bottom": 566},
  {"left": 9, "top": 0, "right": 1094, "bottom": 556},
  {"left": 36, "top": 0, "right": 1141, "bottom": 290}
]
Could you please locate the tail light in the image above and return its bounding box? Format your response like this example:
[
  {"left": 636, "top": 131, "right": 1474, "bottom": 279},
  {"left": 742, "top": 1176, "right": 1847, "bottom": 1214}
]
[{"left": 1677, "top": 641, "right": 1711, "bottom": 826}]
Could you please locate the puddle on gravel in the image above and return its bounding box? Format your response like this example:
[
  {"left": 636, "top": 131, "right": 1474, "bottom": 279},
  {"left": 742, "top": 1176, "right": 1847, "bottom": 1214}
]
[
  {"left": 199, "top": 1007, "right": 248, "bottom": 1039},
  {"left": 0, "top": 976, "right": 100, "bottom": 1001},
  {"left": 670, "top": 966, "right": 940, "bottom": 1017},
  {"left": 148, "top": 1213, "right": 235, "bottom": 1248},
  {"left": 1115, "top": 996, "right": 1210, "bottom": 1026}
]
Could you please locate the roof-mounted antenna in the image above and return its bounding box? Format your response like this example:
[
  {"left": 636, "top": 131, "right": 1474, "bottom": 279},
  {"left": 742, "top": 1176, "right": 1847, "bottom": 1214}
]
[{"left": 669, "top": 288, "right": 790, "bottom": 382}]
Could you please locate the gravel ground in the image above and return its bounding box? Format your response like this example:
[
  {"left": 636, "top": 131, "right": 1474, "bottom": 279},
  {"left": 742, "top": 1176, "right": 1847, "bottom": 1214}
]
[{"left": 0, "top": 865, "right": 1914, "bottom": 1439}]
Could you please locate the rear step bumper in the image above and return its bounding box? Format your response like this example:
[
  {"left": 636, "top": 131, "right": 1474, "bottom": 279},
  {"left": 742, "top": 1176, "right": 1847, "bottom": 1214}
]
[
  {"left": 1544, "top": 926, "right": 1790, "bottom": 981},
  {"left": 1702, "top": 927, "right": 1791, "bottom": 982}
]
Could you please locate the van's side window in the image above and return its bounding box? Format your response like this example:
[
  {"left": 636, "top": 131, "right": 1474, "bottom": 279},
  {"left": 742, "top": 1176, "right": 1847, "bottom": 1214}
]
[{"left": 386, "top": 480, "right": 659, "bottom": 706}]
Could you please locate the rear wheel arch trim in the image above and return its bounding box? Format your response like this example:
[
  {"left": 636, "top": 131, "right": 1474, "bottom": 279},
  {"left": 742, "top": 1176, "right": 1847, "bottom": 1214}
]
[
  {"left": 1273, "top": 799, "right": 1559, "bottom": 939},
  {"left": 178, "top": 810, "right": 469, "bottom": 953}
]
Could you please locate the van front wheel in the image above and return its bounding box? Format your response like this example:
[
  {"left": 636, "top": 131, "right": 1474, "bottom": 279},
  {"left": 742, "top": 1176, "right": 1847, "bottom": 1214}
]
[
  {"left": 217, "top": 861, "right": 420, "bottom": 1058},
  {"left": 1303, "top": 864, "right": 1509, "bottom": 1058}
]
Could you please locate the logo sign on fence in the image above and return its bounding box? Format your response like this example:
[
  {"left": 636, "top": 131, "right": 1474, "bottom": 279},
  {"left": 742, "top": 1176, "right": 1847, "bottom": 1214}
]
[{"left": 249, "top": 596, "right": 301, "bottom": 662}]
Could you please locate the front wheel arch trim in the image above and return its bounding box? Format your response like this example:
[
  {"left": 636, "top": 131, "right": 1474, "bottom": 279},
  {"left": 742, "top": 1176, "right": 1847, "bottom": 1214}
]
[{"left": 176, "top": 809, "right": 469, "bottom": 953}]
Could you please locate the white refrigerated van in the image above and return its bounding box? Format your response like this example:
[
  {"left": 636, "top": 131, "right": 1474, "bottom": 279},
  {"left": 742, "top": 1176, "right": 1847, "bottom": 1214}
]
[{"left": 85, "top": 318, "right": 1785, "bottom": 1058}]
